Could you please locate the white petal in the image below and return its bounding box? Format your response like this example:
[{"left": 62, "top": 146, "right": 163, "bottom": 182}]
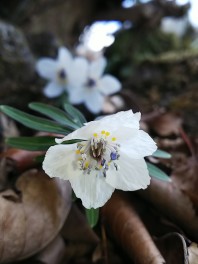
[
  {"left": 69, "top": 170, "right": 115, "bottom": 209},
  {"left": 99, "top": 110, "right": 140, "bottom": 129},
  {"left": 58, "top": 47, "right": 72, "bottom": 66},
  {"left": 84, "top": 90, "right": 104, "bottom": 114},
  {"left": 56, "top": 110, "right": 141, "bottom": 144},
  {"left": 98, "top": 75, "right": 121, "bottom": 95},
  {"left": 43, "top": 82, "right": 64, "bottom": 98},
  {"left": 43, "top": 144, "right": 77, "bottom": 180},
  {"left": 55, "top": 122, "right": 99, "bottom": 143},
  {"left": 89, "top": 57, "right": 107, "bottom": 79},
  {"left": 121, "top": 130, "right": 157, "bottom": 158},
  {"left": 91, "top": 110, "right": 141, "bottom": 139},
  {"left": 106, "top": 153, "right": 150, "bottom": 191},
  {"left": 68, "top": 57, "right": 88, "bottom": 87},
  {"left": 68, "top": 87, "right": 85, "bottom": 104},
  {"left": 36, "top": 59, "right": 57, "bottom": 80}
]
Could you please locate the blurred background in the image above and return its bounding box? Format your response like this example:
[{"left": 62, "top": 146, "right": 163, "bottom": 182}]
[
  {"left": 0, "top": 1, "right": 198, "bottom": 264},
  {"left": 0, "top": 0, "right": 197, "bottom": 134}
]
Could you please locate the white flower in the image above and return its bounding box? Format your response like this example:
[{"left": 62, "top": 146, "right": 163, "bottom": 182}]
[
  {"left": 36, "top": 47, "right": 87, "bottom": 98},
  {"left": 76, "top": 43, "right": 103, "bottom": 61},
  {"left": 68, "top": 57, "right": 121, "bottom": 114},
  {"left": 43, "top": 110, "right": 157, "bottom": 209}
]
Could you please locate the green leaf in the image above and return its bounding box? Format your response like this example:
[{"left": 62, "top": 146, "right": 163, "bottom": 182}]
[
  {"left": 6, "top": 136, "right": 56, "bottom": 151},
  {"left": 61, "top": 139, "right": 87, "bottom": 144},
  {"left": 63, "top": 103, "right": 86, "bottom": 127},
  {"left": 34, "top": 154, "right": 45, "bottom": 163},
  {"left": 146, "top": 162, "right": 171, "bottom": 182},
  {"left": 29, "top": 102, "right": 79, "bottom": 129},
  {"left": 152, "top": 149, "right": 172, "bottom": 159},
  {"left": 0, "top": 105, "right": 72, "bottom": 135},
  {"left": 85, "top": 208, "right": 99, "bottom": 228}
]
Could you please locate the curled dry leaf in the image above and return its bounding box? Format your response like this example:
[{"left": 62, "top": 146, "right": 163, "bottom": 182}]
[
  {"left": 149, "top": 112, "right": 182, "bottom": 136},
  {"left": 1, "top": 148, "right": 44, "bottom": 173},
  {"left": 35, "top": 235, "right": 66, "bottom": 264},
  {"left": 0, "top": 113, "right": 19, "bottom": 144},
  {"left": 139, "top": 176, "right": 198, "bottom": 242},
  {"left": 0, "top": 169, "right": 72, "bottom": 263},
  {"left": 155, "top": 233, "right": 188, "bottom": 264},
  {"left": 102, "top": 191, "right": 165, "bottom": 264},
  {"left": 62, "top": 204, "right": 99, "bottom": 244}
]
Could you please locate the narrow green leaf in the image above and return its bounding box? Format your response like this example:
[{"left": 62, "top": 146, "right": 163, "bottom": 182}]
[
  {"left": 34, "top": 154, "right": 45, "bottom": 163},
  {"left": 61, "top": 139, "right": 87, "bottom": 144},
  {"left": 85, "top": 208, "right": 99, "bottom": 228},
  {"left": 63, "top": 103, "right": 86, "bottom": 126},
  {"left": 152, "top": 149, "right": 172, "bottom": 159},
  {"left": 146, "top": 162, "right": 171, "bottom": 182},
  {"left": 29, "top": 102, "right": 79, "bottom": 129},
  {"left": 0, "top": 105, "right": 72, "bottom": 134},
  {"left": 6, "top": 136, "right": 56, "bottom": 151}
]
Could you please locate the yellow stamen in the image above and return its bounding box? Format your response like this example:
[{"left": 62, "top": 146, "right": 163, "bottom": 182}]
[
  {"left": 93, "top": 133, "right": 98, "bottom": 137},
  {"left": 112, "top": 137, "right": 116, "bottom": 141},
  {"left": 105, "top": 131, "right": 110, "bottom": 136},
  {"left": 85, "top": 161, "right": 89, "bottom": 168},
  {"left": 101, "top": 130, "right": 105, "bottom": 135},
  {"left": 76, "top": 150, "right": 81, "bottom": 154}
]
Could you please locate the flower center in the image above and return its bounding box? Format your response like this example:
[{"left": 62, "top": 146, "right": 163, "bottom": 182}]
[
  {"left": 86, "top": 78, "right": 96, "bottom": 88},
  {"left": 76, "top": 131, "right": 120, "bottom": 176},
  {"left": 57, "top": 69, "right": 67, "bottom": 84}
]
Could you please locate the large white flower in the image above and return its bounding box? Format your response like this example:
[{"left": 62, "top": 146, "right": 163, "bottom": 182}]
[
  {"left": 43, "top": 110, "right": 157, "bottom": 209},
  {"left": 68, "top": 57, "right": 121, "bottom": 114},
  {"left": 36, "top": 47, "right": 87, "bottom": 98}
]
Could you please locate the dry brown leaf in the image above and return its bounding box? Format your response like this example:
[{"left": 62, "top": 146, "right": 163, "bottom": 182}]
[
  {"left": 149, "top": 112, "right": 182, "bottom": 136},
  {"left": 139, "top": 177, "right": 198, "bottom": 242},
  {"left": 62, "top": 204, "right": 99, "bottom": 244},
  {"left": 0, "top": 113, "right": 19, "bottom": 140},
  {"left": 0, "top": 169, "right": 72, "bottom": 263},
  {"left": 35, "top": 235, "right": 66, "bottom": 264},
  {"left": 155, "top": 233, "right": 188, "bottom": 264},
  {"left": 1, "top": 148, "right": 44, "bottom": 173},
  {"left": 188, "top": 243, "right": 198, "bottom": 264},
  {"left": 102, "top": 191, "right": 165, "bottom": 264}
]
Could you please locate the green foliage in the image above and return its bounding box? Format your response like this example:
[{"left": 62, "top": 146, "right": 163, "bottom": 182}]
[
  {"left": 0, "top": 103, "right": 87, "bottom": 151},
  {"left": 29, "top": 102, "right": 79, "bottom": 129},
  {"left": 5, "top": 136, "right": 85, "bottom": 151},
  {"left": 0, "top": 103, "right": 87, "bottom": 135},
  {"left": 0, "top": 105, "right": 73, "bottom": 135},
  {"left": 85, "top": 208, "right": 99, "bottom": 228},
  {"left": 63, "top": 103, "right": 87, "bottom": 127},
  {"left": 152, "top": 149, "right": 171, "bottom": 159},
  {"left": 106, "top": 28, "right": 183, "bottom": 79},
  {"left": 6, "top": 136, "right": 56, "bottom": 151},
  {"left": 147, "top": 162, "right": 171, "bottom": 182}
]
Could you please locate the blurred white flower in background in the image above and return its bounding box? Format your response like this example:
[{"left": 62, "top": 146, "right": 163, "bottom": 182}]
[
  {"left": 43, "top": 110, "right": 157, "bottom": 209},
  {"left": 36, "top": 46, "right": 121, "bottom": 114},
  {"left": 68, "top": 56, "right": 121, "bottom": 114},
  {"left": 36, "top": 47, "right": 87, "bottom": 98},
  {"left": 76, "top": 43, "right": 103, "bottom": 61}
]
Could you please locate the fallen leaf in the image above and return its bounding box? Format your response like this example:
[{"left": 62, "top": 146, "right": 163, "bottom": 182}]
[
  {"left": 155, "top": 233, "right": 188, "bottom": 264},
  {"left": 62, "top": 204, "right": 99, "bottom": 244},
  {"left": 35, "top": 235, "right": 66, "bottom": 264},
  {"left": 0, "top": 169, "right": 72, "bottom": 263},
  {"left": 150, "top": 112, "right": 182, "bottom": 136},
  {"left": 102, "top": 191, "right": 165, "bottom": 264}
]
